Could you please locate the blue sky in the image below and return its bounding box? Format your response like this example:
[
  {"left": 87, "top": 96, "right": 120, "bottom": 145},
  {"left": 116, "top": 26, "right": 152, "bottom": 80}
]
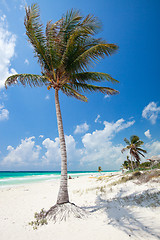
[{"left": 0, "top": 0, "right": 160, "bottom": 171}]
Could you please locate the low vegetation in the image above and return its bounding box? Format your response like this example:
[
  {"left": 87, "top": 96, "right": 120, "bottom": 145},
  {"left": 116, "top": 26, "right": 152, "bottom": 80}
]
[
  {"left": 29, "top": 209, "right": 48, "bottom": 230},
  {"left": 110, "top": 169, "right": 160, "bottom": 186}
]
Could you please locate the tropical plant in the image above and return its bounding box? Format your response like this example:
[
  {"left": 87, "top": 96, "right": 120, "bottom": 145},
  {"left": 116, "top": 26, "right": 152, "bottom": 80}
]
[
  {"left": 121, "top": 135, "right": 147, "bottom": 171},
  {"left": 122, "top": 156, "right": 131, "bottom": 170},
  {"left": 5, "top": 4, "right": 119, "bottom": 221}
]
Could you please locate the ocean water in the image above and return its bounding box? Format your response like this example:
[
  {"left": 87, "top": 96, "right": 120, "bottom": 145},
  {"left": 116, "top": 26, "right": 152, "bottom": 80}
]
[{"left": 0, "top": 171, "right": 118, "bottom": 187}]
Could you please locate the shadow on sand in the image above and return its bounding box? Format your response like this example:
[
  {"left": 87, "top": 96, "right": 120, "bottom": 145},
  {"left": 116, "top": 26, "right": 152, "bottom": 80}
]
[{"left": 83, "top": 189, "right": 160, "bottom": 239}]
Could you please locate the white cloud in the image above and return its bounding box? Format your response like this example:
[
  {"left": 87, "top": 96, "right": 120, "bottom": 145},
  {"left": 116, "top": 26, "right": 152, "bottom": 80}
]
[
  {"left": 39, "top": 135, "right": 44, "bottom": 138},
  {"left": 2, "top": 137, "right": 41, "bottom": 166},
  {"left": 0, "top": 15, "right": 6, "bottom": 22},
  {"left": 0, "top": 92, "right": 7, "bottom": 100},
  {"left": 104, "top": 95, "right": 110, "bottom": 99},
  {"left": 74, "top": 122, "right": 89, "bottom": 134},
  {"left": 24, "top": 59, "right": 29, "bottom": 65},
  {"left": 0, "top": 15, "right": 17, "bottom": 89},
  {"left": 142, "top": 102, "right": 160, "bottom": 124},
  {"left": 1, "top": 118, "right": 135, "bottom": 170},
  {"left": 45, "top": 95, "right": 50, "bottom": 100},
  {"left": 42, "top": 135, "right": 81, "bottom": 166},
  {"left": 42, "top": 137, "right": 60, "bottom": 165},
  {"left": 80, "top": 119, "right": 135, "bottom": 168},
  {"left": 145, "top": 141, "right": 160, "bottom": 159},
  {"left": 95, "top": 114, "right": 101, "bottom": 123},
  {"left": 144, "top": 129, "right": 151, "bottom": 139},
  {"left": 0, "top": 104, "right": 9, "bottom": 121}
]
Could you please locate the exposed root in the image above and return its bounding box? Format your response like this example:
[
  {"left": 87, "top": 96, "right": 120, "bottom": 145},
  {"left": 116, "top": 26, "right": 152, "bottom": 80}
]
[
  {"left": 29, "top": 202, "right": 88, "bottom": 229},
  {"left": 46, "top": 202, "right": 87, "bottom": 222}
]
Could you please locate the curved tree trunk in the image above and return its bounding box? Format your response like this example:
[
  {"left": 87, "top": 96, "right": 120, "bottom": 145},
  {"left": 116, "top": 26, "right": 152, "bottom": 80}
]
[
  {"left": 55, "top": 88, "right": 69, "bottom": 204},
  {"left": 131, "top": 155, "right": 134, "bottom": 171}
]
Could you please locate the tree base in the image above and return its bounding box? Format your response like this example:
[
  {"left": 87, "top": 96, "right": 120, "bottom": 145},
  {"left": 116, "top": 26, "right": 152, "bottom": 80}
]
[{"left": 46, "top": 202, "right": 87, "bottom": 222}]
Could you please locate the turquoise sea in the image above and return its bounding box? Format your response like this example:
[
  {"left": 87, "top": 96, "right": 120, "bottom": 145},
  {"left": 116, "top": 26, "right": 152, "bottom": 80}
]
[{"left": 0, "top": 171, "right": 118, "bottom": 187}]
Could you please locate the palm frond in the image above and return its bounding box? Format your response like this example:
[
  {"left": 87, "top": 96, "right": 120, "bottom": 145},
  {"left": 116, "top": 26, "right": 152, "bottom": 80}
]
[
  {"left": 80, "top": 14, "right": 101, "bottom": 35},
  {"left": 137, "top": 151, "right": 146, "bottom": 158},
  {"left": 121, "top": 146, "right": 130, "bottom": 153},
  {"left": 130, "top": 135, "right": 139, "bottom": 144},
  {"left": 24, "top": 4, "right": 51, "bottom": 71},
  {"left": 68, "top": 82, "right": 119, "bottom": 95},
  {"left": 136, "top": 148, "right": 147, "bottom": 154},
  {"left": 5, "top": 74, "right": 48, "bottom": 88},
  {"left": 72, "top": 43, "right": 118, "bottom": 72},
  {"left": 62, "top": 84, "right": 88, "bottom": 102},
  {"left": 135, "top": 140, "right": 144, "bottom": 147},
  {"left": 71, "top": 72, "right": 119, "bottom": 84},
  {"left": 59, "top": 9, "right": 82, "bottom": 45},
  {"left": 45, "top": 19, "right": 63, "bottom": 69},
  {"left": 124, "top": 138, "right": 130, "bottom": 145}
]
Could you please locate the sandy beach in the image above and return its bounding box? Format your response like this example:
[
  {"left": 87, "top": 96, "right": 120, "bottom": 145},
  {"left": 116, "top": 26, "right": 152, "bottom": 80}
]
[{"left": 0, "top": 172, "right": 160, "bottom": 240}]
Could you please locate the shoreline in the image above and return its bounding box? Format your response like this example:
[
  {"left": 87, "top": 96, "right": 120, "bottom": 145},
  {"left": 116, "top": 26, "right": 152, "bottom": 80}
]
[{"left": 0, "top": 170, "right": 120, "bottom": 188}]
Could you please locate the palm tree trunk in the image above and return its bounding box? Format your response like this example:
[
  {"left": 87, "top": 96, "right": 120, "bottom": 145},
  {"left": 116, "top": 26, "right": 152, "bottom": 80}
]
[
  {"left": 55, "top": 88, "right": 69, "bottom": 204},
  {"left": 131, "top": 155, "right": 134, "bottom": 171}
]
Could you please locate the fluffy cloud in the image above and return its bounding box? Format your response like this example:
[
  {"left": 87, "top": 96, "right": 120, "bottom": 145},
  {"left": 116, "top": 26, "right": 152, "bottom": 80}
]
[
  {"left": 144, "top": 129, "right": 151, "bottom": 139},
  {"left": 142, "top": 102, "right": 160, "bottom": 124},
  {"left": 145, "top": 141, "right": 160, "bottom": 159},
  {"left": 80, "top": 119, "right": 135, "bottom": 168},
  {"left": 42, "top": 137, "right": 61, "bottom": 165},
  {"left": 0, "top": 104, "right": 9, "bottom": 121},
  {"left": 74, "top": 122, "right": 89, "bottom": 134},
  {"left": 42, "top": 135, "right": 82, "bottom": 166},
  {"left": 0, "top": 14, "right": 17, "bottom": 89},
  {"left": 39, "top": 135, "right": 44, "bottom": 138},
  {"left": 1, "top": 118, "right": 135, "bottom": 170},
  {"left": 2, "top": 137, "right": 41, "bottom": 166}
]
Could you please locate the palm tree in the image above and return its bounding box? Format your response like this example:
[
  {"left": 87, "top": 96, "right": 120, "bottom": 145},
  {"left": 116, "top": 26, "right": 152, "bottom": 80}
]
[
  {"left": 5, "top": 4, "right": 119, "bottom": 220},
  {"left": 121, "top": 135, "right": 147, "bottom": 171},
  {"left": 122, "top": 156, "right": 131, "bottom": 170}
]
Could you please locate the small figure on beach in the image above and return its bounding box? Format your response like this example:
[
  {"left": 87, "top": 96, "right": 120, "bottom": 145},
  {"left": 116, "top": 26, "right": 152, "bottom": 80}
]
[{"left": 98, "top": 166, "right": 102, "bottom": 174}]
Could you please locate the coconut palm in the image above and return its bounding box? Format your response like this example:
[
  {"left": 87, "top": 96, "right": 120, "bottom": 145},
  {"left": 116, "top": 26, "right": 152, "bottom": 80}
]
[
  {"left": 122, "top": 156, "right": 132, "bottom": 170},
  {"left": 121, "top": 135, "right": 147, "bottom": 171},
  {"left": 5, "top": 4, "right": 119, "bottom": 220}
]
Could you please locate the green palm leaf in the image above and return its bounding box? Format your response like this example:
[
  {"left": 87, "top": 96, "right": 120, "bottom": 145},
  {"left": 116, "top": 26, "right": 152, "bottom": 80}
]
[
  {"left": 24, "top": 4, "right": 51, "bottom": 71},
  {"left": 121, "top": 146, "right": 130, "bottom": 153},
  {"left": 135, "top": 140, "right": 144, "bottom": 147},
  {"left": 136, "top": 148, "right": 147, "bottom": 153},
  {"left": 124, "top": 138, "right": 130, "bottom": 145},
  {"left": 5, "top": 74, "right": 48, "bottom": 88},
  {"left": 62, "top": 84, "right": 88, "bottom": 102},
  {"left": 137, "top": 151, "right": 146, "bottom": 158},
  {"left": 72, "top": 43, "right": 118, "bottom": 72},
  {"left": 130, "top": 135, "right": 139, "bottom": 144},
  {"left": 71, "top": 72, "right": 119, "bottom": 84},
  {"left": 69, "top": 82, "right": 119, "bottom": 95}
]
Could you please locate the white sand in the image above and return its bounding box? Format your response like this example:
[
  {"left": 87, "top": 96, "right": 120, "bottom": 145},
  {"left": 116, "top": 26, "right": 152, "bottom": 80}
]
[{"left": 0, "top": 172, "right": 160, "bottom": 240}]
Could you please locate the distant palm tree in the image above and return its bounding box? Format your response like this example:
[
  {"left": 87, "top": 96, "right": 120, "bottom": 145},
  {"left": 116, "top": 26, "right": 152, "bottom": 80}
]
[
  {"left": 122, "top": 156, "right": 131, "bottom": 170},
  {"left": 121, "top": 135, "right": 147, "bottom": 171},
  {"left": 5, "top": 4, "right": 119, "bottom": 220}
]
